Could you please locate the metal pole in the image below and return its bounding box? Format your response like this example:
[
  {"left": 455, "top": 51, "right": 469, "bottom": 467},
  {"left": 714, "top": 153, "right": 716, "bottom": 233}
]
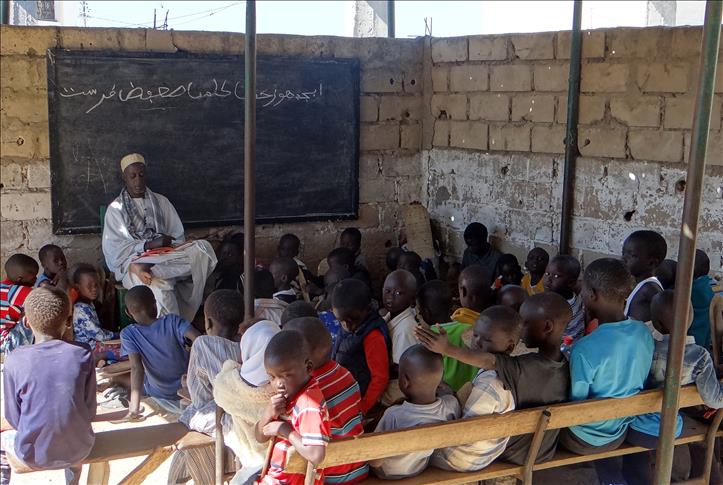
[
  {"left": 1, "top": 0, "right": 10, "bottom": 24},
  {"left": 243, "top": 0, "right": 257, "bottom": 321},
  {"left": 387, "top": 0, "right": 395, "bottom": 38},
  {"left": 558, "top": 0, "right": 582, "bottom": 255},
  {"left": 653, "top": 2, "right": 722, "bottom": 483}
]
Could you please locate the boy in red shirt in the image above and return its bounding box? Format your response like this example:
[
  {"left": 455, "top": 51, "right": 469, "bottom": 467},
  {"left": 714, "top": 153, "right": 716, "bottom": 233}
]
[
  {"left": 1, "top": 254, "right": 39, "bottom": 354},
  {"left": 255, "top": 330, "right": 331, "bottom": 485},
  {"left": 332, "top": 279, "right": 391, "bottom": 415},
  {"left": 285, "top": 317, "right": 368, "bottom": 483}
]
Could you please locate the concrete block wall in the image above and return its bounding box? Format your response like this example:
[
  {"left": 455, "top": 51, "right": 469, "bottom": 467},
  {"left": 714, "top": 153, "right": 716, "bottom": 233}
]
[
  {"left": 0, "top": 26, "right": 424, "bottom": 280},
  {"left": 425, "top": 26, "right": 723, "bottom": 275}
]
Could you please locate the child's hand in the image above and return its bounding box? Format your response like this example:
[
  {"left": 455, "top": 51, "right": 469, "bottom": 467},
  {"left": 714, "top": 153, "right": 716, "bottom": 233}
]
[
  {"left": 262, "top": 420, "right": 292, "bottom": 439},
  {"left": 415, "top": 324, "right": 451, "bottom": 355},
  {"left": 270, "top": 392, "right": 287, "bottom": 418}
]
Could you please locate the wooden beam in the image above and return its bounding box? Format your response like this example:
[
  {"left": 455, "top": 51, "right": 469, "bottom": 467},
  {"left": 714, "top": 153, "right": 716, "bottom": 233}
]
[
  {"left": 84, "top": 423, "right": 188, "bottom": 463},
  {"left": 86, "top": 461, "right": 110, "bottom": 485},
  {"left": 118, "top": 448, "right": 173, "bottom": 485},
  {"left": 287, "top": 385, "right": 704, "bottom": 471}
]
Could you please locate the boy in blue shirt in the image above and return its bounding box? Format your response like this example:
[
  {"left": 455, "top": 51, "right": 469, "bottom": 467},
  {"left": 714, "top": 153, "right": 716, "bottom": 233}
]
[
  {"left": 624, "top": 289, "right": 723, "bottom": 483},
  {"left": 689, "top": 249, "right": 714, "bottom": 348},
  {"left": 559, "top": 258, "right": 654, "bottom": 484},
  {"left": 120, "top": 286, "right": 200, "bottom": 419}
]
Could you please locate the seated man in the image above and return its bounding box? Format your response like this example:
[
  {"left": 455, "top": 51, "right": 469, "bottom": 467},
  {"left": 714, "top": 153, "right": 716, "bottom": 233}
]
[{"left": 102, "top": 153, "right": 217, "bottom": 321}]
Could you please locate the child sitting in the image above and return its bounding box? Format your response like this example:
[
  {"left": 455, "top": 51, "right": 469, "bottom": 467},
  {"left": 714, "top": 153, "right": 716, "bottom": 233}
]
[
  {"left": 655, "top": 259, "right": 677, "bottom": 290},
  {"left": 434, "top": 265, "right": 492, "bottom": 391},
  {"left": 318, "top": 267, "right": 350, "bottom": 357},
  {"left": 36, "top": 244, "right": 70, "bottom": 292},
  {"left": 251, "top": 268, "right": 286, "bottom": 326},
  {"left": 371, "top": 345, "right": 461, "bottom": 479},
  {"left": 559, "top": 258, "right": 654, "bottom": 485},
  {"left": 492, "top": 253, "right": 523, "bottom": 289},
  {"left": 278, "top": 233, "right": 318, "bottom": 294},
  {"left": 180, "top": 290, "right": 242, "bottom": 437},
  {"left": 418, "top": 295, "right": 571, "bottom": 464},
  {"left": 386, "top": 247, "right": 403, "bottom": 274},
  {"left": 285, "top": 317, "right": 369, "bottom": 483},
  {"left": 328, "top": 247, "right": 372, "bottom": 290},
  {"left": 416, "top": 279, "right": 452, "bottom": 328},
  {"left": 280, "top": 300, "right": 318, "bottom": 327},
  {"left": 397, "top": 251, "right": 427, "bottom": 289},
  {"left": 383, "top": 270, "right": 419, "bottom": 364},
  {"left": 2, "top": 287, "right": 95, "bottom": 485},
  {"left": 543, "top": 255, "right": 584, "bottom": 355},
  {"left": 254, "top": 330, "right": 331, "bottom": 485},
  {"left": 521, "top": 247, "right": 549, "bottom": 296},
  {"left": 624, "top": 289, "right": 723, "bottom": 483},
  {"left": 270, "top": 257, "right": 300, "bottom": 304},
  {"left": 461, "top": 222, "right": 500, "bottom": 279},
  {"left": 496, "top": 284, "right": 527, "bottom": 312},
  {"left": 428, "top": 306, "right": 519, "bottom": 472},
  {"left": 213, "top": 319, "right": 279, "bottom": 484},
  {"left": 690, "top": 249, "right": 714, "bottom": 348},
  {"left": 1, "top": 254, "right": 38, "bottom": 354},
  {"left": 333, "top": 278, "right": 391, "bottom": 414},
  {"left": 622, "top": 229, "right": 667, "bottom": 322},
  {"left": 206, "top": 237, "right": 243, "bottom": 295},
  {"left": 121, "top": 285, "right": 200, "bottom": 418},
  {"left": 340, "top": 227, "right": 367, "bottom": 270},
  {"left": 72, "top": 264, "right": 116, "bottom": 351}
]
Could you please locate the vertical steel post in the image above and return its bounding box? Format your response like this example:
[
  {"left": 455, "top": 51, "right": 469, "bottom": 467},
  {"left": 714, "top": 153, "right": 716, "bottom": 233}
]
[
  {"left": 653, "top": 2, "right": 722, "bottom": 483},
  {"left": 387, "top": 0, "right": 395, "bottom": 38},
  {"left": 1, "top": 0, "right": 10, "bottom": 24},
  {"left": 558, "top": 0, "right": 582, "bottom": 255},
  {"left": 243, "top": 0, "right": 257, "bottom": 321}
]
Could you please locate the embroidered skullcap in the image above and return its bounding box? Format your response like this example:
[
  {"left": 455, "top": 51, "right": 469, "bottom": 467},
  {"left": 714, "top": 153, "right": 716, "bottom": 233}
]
[{"left": 120, "top": 153, "right": 145, "bottom": 172}]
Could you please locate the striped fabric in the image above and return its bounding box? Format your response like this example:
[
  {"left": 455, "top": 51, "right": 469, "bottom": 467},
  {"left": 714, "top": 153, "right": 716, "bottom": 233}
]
[
  {"left": 0, "top": 280, "right": 33, "bottom": 348},
  {"left": 313, "top": 361, "right": 369, "bottom": 484},
  {"left": 261, "top": 378, "right": 330, "bottom": 485}
]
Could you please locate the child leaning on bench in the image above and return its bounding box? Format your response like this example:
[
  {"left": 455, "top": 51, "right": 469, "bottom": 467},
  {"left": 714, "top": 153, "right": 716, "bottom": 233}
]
[
  {"left": 418, "top": 293, "right": 572, "bottom": 465},
  {"left": 2, "top": 287, "right": 96, "bottom": 485},
  {"left": 370, "top": 344, "right": 461, "bottom": 479}
]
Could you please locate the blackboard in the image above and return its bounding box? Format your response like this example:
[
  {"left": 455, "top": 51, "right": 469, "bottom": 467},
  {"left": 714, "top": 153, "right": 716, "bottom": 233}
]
[{"left": 47, "top": 49, "right": 359, "bottom": 234}]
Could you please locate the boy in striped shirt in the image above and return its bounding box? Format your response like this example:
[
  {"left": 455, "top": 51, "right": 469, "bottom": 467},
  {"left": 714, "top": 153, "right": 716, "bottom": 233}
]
[
  {"left": 286, "top": 317, "right": 368, "bottom": 483},
  {"left": 1, "top": 255, "right": 39, "bottom": 354},
  {"left": 255, "top": 330, "right": 331, "bottom": 485}
]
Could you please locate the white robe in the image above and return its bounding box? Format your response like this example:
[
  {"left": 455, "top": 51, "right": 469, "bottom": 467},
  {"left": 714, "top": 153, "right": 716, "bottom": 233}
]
[{"left": 102, "top": 189, "right": 217, "bottom": 321}]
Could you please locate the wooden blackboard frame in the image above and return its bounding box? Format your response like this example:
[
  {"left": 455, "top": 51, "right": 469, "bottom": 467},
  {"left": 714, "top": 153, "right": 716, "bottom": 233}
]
[{"left": 47, "top": 49, "right": 360, "bottom": 235}]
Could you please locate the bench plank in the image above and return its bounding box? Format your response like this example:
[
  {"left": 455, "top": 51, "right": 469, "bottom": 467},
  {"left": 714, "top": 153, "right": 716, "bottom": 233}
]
[
  {"left": 84, "top": 423, "right": 188, "bottom": 463},
  {"left": 288, "top": 386, "right": 704, "bottom": 472},
  {"left": 117, "top": 447, "right": 174, "bottom": 485}
]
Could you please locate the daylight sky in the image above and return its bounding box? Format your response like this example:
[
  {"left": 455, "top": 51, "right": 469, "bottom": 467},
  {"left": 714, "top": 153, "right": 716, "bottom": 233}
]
[{"left": 60, "top": 1, "right": 709, "bottom": 37}]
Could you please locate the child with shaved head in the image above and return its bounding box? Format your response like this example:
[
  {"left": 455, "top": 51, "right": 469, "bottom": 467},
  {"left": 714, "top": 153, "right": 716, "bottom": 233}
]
[
  {"left": 383, "top": 269, "right": 419, "bottom": 365},
  {"left": 543, "top": 254, "right": 583, "bottom": 355},
  {"left": 1, "top": 254, "right": 39, "bottom": 353},
  {"left": 416, "top": 280, "right": 452, "bottom": 328},
  {"left": 255, "top": 330, "right": 331, "bottom": 484},
  {"left": 370, "top": 345, "right": 460, "bottom": 479},
  {"left": 269, "top": 257, "right": 300, "bottom": 304},
  {"left": 2, "top": 287, "right": 95, "bottom": 485},
  {"left": 285, "top": 317, "right": 368, "bottom": 483},
  {"left": 496, "top": 284, "right": 527, "bottom": 313},
  {"left": 622, "top": 229, "right": 667, "bottom": 322}
]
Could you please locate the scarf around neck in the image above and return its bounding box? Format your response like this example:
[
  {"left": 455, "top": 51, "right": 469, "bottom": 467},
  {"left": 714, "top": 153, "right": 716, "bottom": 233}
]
[{"left": 120, "top": 187, "right": 162, "bottom": 240}]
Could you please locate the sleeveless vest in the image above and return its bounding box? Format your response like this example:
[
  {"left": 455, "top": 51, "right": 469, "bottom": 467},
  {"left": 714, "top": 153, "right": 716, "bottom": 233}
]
[
  {"left": 336, "top": 312, "right": 390, "bottom": 397},
  {"left": 624, "top": 276, "right": 663, "bottom": 317}
]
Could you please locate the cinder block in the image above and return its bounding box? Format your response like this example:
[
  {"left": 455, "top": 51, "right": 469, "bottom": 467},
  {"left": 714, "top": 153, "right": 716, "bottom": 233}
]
[
  {"left": 359, "top": 175, "right": 396, "bottom": 203},
  {"left": 0, "top": 192, "right": 51, "bottom": 220},
  {"left": 0, "top": 89, "right": 48, "bottom": 124},
  {"left": 706, "top": 131, "right": 722, "bottom": 166},
  {"left": 59, "top": 28, "right": 120, "bottom": 50},
  {"left": 629, "top": 129, "right": 684, "bottom": 163},
  {"left": 511, "top": 94, "right": 555, "bottom": 122},
  {"left": 360, "top": 123, "right": 399, "bottom": 151},
  {"left": 27, "top": 161, "right": 51, "bottom": 188},
  {"left": 510, "top": 33, "right": 555, "bottom": 60},
  {"left": 0, "top": 220, "right": 25, "bottom": 255},
  {"left": 360, "top": 96, "right": 378, "bottom": 122},
  {"left": 531, "top": 125, "right": 566, "bottom": 154},
  {"left": 401, "top": 123, "right": 422, "bottom": 150},
  {"left": 610, "top": 96, "right": 661, "bottom": 127},
  {"left": 117, "top": 29, "right": 147, "bottom": 52},
  {"left": 1, "top": 163, "right": 23, "bottom": 190},
  {"left": 664, "top": 96, "right": 721, "bottom": 130},
  {"left": 449, "top": 65, "right": 489, "bottom": 92},
  {"left": 431, "top": 37, "right": 467, "bottom": 63},
  {"left": 433, "top": 120, "right": 450, "bottom": 147},
  {"left": 431, "top": 94, "right": 467, "bottom": 120},
  {"left": 490, "top": 65, "right": 532, "bottom": 92},
  {"left": 0, "top": 119, "right": 45, "bottom": 159},
  {"left": 145, "top": 29, "right": 177, "bottom": 52},
  {"left": 469, "top": 36, "right": 507, "bottom": 61},
  {"left": 636, "top": 64, "right": 688, "bottom": 93},
  {"left": 469, "top": 93, "right": 509, "bottom": 121},
  {"left": 556, "top": 95, "right": 606, "bottom": 124},
  {"left": 716, "top": 64, "right": 723, "bottom": 93},
  {"left": 403, "top": 70, "right": 423, "bottom": 94},
  {"left": 432, "top": 65, "right": 449, "bottom": 92},
  {"left": 0, "top": 25, "right": 57, "bottom": 56},
  {"left": 579, "top": 126, "right": 627, "bottom": 158},
  {"left": 171, "top": 31, "right": 230, "bottom": 54},
  {"left": 581, "top": 63, "right": 629, "bottom": 93},
  {"left": 362, "top": 69, "right": 404, "bottom": 94},
  {"left": 557, "top": 30, "right": 605, "bottom": 59},
  {"left": 379, "top": 96, "right": 422, "bottom": 121},
  {"left": 0, "top": 57, "right": 45, "bottom": 93},
  {"left": 356, "top": 203, "right": 381, "bottom": 229},
  {"left": 608, "top": 28, "right": 666, "bottom": 59},
  {"left": 534, "top": 64, "right": 569, "bottom": 92},
  {"left": 671, "top": 27, "right": 702, "bottom": 59},
  {"left": 450, "top": 121, "right": 488, "bottom": 150},
  {"left": 489, "top": 124, "right": 531, "bottom": 152}
]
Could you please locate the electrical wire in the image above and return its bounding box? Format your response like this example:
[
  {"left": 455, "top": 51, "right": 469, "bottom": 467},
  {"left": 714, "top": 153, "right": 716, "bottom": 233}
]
[{"left": 85, "top": 2, "right": 242, "bottom": 29}]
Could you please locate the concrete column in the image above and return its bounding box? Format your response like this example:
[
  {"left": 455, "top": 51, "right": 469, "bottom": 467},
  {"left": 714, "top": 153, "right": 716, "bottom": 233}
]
[
  {"left": 647, "top": 0, "right": 677, "bottom": 26},
  {"left": 351, "top": 0, "right": 389, "bottom": 38}
]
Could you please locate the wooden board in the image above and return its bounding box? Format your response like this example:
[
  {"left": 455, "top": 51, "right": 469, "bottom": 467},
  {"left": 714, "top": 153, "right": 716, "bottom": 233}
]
[{"left": 47, "top": 49, "right": 360, "bottom": 234}]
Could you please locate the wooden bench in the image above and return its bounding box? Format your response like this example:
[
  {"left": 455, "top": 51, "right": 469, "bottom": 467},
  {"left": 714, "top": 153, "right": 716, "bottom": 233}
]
[{"left": 286, "top": 385, "right": 723, "bottom": 485}]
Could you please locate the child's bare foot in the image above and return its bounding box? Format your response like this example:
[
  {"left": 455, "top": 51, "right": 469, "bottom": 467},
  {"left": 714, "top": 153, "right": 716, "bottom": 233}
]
[{"left": 129, "top": 263, "right": 154, "bottom": 285}]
